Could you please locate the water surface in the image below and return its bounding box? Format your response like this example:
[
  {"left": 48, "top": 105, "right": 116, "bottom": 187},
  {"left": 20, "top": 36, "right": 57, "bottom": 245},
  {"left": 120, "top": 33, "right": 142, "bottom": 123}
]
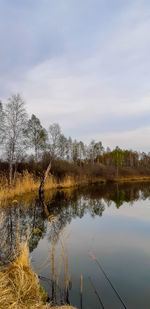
[{"left": 1, "top": 182, "right": 150, "bottom": 309}]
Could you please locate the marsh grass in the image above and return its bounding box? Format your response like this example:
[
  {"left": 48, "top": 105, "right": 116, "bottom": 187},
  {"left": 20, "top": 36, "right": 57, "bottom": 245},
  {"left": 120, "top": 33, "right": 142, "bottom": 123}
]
[
  {"left": 1, "top": 169, "right": 149, "bottom": 205},
  {"left": 36, "top": 224, "right": 72, "bottom": 307},
  {"left": 0, "top": 241, "right": 76, "bottom": 309},
  {"left": 0, "top": 171, "right": 101, "bottom": 205},
  {"left": 0, "top": 171, "right": 40, "bottom": 204},
  {"left": 0, "top": 187, "right": 76, "bottom": 309},
  {"left": 0, "top": 242, "right": 45, "bottom": 309},
  {"left": 0, "top": 205, "right": 74, "bottom": 308}
]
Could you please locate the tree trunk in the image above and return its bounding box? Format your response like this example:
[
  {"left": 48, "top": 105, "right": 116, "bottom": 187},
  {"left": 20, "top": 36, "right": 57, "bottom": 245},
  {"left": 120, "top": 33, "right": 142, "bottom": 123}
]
[
  {"left": 13, "top": 162, "right": 18, "bottom": 185},
  {"left": 9, "top": 161, "right": 13, "bottom": 186},
  {"left": 39, "top": 162, "right": 51, "bottom": 196}
]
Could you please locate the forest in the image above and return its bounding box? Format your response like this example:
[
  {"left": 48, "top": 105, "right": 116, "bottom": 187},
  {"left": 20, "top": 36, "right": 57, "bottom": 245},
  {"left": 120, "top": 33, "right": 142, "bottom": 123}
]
[{"left": 0, "top": 93, "right": 150, "bottom": 200}]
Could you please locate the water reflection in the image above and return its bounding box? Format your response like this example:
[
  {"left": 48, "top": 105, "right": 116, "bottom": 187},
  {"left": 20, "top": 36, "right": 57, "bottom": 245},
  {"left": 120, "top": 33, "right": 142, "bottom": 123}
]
[
  {"left": 1, "top": 182, "right": 150, "bottom": 261},
  {"left": 1, "top": 182, "right": 150, "bottom": 307}
]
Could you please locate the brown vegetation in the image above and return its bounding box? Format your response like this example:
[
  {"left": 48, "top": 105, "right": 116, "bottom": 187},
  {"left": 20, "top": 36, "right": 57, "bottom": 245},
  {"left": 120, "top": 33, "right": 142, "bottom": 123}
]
[
  {"left": 1, "top": 158, "right": 150, "bottom": 204},
  {"left": 0, "top": 242, "right": 76, "bottom": 309},
  {"left": 0, "top": 168, "right": 106, "bottom": 204}
]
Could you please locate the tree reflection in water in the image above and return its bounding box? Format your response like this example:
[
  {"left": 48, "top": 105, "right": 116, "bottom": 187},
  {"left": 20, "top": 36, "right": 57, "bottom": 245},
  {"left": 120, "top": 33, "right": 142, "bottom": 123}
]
[
  {"left": 1, "top": 181, "right": 150, "bottom": 261},
  {"left": 1, "top": 182, "right": 150, "bottom": 305}
]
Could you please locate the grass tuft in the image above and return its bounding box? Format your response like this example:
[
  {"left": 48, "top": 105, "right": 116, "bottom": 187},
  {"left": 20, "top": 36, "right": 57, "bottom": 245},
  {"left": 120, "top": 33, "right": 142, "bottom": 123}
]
[
  {"left": 0, "top": 242, "right": 76, "bottom": 309},
  {"left": 0, "top": 242, "right": 43, "bottom": 309}
]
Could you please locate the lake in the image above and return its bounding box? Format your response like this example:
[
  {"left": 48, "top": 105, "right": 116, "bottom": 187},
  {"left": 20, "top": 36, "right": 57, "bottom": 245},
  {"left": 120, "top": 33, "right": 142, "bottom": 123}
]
[{"left": 1, "top": 182, "right": 150, "bottom": 309}]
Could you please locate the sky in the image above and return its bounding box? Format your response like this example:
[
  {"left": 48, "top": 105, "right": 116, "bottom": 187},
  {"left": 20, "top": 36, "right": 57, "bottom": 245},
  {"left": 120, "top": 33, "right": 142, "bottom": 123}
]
[{"left": 1, "top": 0, "right": 150, "bottom": 151}]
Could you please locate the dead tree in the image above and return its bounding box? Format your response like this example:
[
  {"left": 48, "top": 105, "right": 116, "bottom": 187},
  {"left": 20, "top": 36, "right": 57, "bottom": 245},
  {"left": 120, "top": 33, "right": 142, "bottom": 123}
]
[{"left": 39, "top": 162, "right": 51, "bottom": 197}]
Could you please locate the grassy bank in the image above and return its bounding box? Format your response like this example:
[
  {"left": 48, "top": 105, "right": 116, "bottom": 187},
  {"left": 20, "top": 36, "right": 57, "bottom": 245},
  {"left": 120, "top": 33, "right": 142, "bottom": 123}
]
[
  {"left": 1, "top": 171, "right": 150, "bottom": 204},
  {"left": 0, "top": 171, "right": 105, "bottom": 203},
  {"left": 0, "top": 242, "right": 75, "bottom": 309}
]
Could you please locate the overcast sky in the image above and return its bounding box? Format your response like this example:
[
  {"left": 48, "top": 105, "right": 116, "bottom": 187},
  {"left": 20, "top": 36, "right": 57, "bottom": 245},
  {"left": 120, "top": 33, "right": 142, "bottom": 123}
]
[{"left": 1, "top": 0, "right": 150, "bottom": 151}]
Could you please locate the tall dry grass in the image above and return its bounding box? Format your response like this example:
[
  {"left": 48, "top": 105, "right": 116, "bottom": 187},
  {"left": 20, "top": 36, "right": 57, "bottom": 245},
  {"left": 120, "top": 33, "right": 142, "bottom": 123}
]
[
  {"left": 0, "top": 171, "right": 96, "bottom": 205},
  {"left": 0, "top": 242, "right": 45, "bottom": 309},
  {"left": 0, "top": 171, "right": 40, "bottom": 203},
  {"left": 0, "top": 195, "right": 76, "bottom": 308},
  {"left": 0, "top": 241, "right": 76, "bottom": 309}
]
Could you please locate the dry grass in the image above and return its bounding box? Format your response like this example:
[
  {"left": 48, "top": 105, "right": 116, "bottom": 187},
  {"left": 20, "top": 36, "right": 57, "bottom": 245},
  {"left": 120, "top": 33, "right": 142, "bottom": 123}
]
[
  {"left": 1, "top": 169, "right": 150, "bottom": 205},
  {"left": 0, "top": 242, "right": 76, "bottom": 309},
  {"left": 0, "top": 242, "right": 44, "bottom": 309},
  {"left": 0, "top": 171, "right": 40, "bottom": 203},
  {"left": 1, "top": 170, "right": 150, "bottom": 206},
  {"left": 0, "top": 171, "right": 103, "bottom": 205}
]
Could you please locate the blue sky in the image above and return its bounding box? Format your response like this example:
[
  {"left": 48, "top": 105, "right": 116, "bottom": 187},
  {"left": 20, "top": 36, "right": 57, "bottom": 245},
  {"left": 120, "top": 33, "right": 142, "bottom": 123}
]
[{"left": 1, "top": 0, "right": 150, "bottom": 151}]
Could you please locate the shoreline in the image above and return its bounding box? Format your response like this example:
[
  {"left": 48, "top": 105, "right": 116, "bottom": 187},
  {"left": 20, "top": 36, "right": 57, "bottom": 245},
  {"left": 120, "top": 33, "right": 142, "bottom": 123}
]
[
  {"left": 0, "top": 241, "right": 76, "bottom": 309},
  {"left": 1, "top": 173, "right": 150, "bottom": 205}
]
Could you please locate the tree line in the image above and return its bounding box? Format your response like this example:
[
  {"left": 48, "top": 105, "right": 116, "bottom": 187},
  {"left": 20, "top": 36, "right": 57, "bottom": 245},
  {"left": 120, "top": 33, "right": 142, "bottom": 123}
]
[{"left": 0, "top": 93, "right": 150, "bottom": 184}]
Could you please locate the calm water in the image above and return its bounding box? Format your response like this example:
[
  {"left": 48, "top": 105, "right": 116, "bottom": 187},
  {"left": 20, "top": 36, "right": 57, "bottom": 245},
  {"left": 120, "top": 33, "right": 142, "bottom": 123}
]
[{"left": 1, "top": 182, "right": 150, "bottom": 308}]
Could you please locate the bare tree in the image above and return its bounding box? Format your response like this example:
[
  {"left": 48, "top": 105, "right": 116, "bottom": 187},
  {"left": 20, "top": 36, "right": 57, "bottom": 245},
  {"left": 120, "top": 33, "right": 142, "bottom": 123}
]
[
  {"left": 59, "top": 134, "right": 68, "bottom": 159},
  {"left": 78, "top": 141, "right": 86, "bottom": 166},
  {"left": 72, "top": 139, "right": 79, "bottom": 163},
  {"left": 48, "top": 123, "right": 61, "bottom": 159},
  {"left": 88, "top": 140, "right": 104, "bottom": 163},
  {"left": 66, "top": 136, "right": 73, "bottom": 161},
  {"left": 27, "top": 114, "right": 47, "bottom": 161},
  {"left": 4, "top": 94, "right": 28, "bottom": 184}
]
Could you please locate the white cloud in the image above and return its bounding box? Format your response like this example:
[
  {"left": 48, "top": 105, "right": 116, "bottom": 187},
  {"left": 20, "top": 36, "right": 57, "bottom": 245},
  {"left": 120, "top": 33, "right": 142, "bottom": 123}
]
[
  {"left": 8, "top": 55, "right": 150, "bottom": 126},
  {"left": 1, "top": 0, "right": 150, "bottom": 152},
  {"left": 85, "top": 126, "right": 150, "bottom": 152}
]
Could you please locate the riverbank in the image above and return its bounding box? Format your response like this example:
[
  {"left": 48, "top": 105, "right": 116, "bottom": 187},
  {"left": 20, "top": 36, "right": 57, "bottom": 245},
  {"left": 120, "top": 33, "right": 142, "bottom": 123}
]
[
  {"left": 0, "top": 171, "right": 106, "bottom": 204},
  {"left": 1, "top": 172, "right": 150, "bottom": 205},
  {"left": 0, "top": 241, "right": 76, "bottom": 309}
]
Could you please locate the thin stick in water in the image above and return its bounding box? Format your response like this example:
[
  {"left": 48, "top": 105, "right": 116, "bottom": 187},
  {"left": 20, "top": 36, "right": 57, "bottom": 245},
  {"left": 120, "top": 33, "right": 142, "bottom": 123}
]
[
  {"left": 88, "top": 276, "right": 105, "bottom": 309},
  {"left": 89, "top": 251, "right": 128, "bottom": 309},
  {"left": 80, "top": 274, "right": 83, "bottom": 309}
]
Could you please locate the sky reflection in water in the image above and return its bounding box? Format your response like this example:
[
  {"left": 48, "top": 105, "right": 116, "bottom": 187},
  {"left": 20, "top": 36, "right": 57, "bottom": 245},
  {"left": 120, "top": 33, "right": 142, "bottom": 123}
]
[{"left": 1, "top": 182, "right": 150, "bottom": 308}]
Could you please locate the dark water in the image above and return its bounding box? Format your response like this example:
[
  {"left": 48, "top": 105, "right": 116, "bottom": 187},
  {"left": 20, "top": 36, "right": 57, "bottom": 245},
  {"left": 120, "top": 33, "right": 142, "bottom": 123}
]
[{"left": 1, "top": 182, "right": 150, "bottom": 308}]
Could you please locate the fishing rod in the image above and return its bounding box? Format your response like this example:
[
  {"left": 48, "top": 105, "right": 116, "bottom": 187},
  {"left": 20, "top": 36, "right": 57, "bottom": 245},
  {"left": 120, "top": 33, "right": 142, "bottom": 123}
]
[
  {"left": 89, "top": 251, "right": 128, "bottom": 309},
  {"left": 88, "top": 276, "right": 105, "bottom": 309}
]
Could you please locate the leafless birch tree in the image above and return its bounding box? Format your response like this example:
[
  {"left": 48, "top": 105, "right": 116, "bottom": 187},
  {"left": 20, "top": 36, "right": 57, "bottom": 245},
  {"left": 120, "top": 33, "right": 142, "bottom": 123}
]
[{"left": 4, "top": 94, "right": 28, "bottom": 184}]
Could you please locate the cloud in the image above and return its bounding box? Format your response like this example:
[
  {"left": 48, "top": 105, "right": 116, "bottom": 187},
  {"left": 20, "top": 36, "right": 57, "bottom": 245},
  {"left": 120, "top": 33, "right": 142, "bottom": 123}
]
[
  {"left": 1, "top": 0, "right": 150, "bottom": 151},
  {"left": 86, "top": 125, "right": 150, "bottom": 152}
]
